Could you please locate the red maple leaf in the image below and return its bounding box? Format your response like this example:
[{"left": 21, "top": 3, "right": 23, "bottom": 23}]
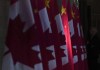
[
  {"left": 44, "top": 29, "right": 66, "bottom": 60},
  {"left": 6, "top": 15, "right": 41, "bottom": 68},
  {"left": 10, "top": 0, "right": 18, "bottom": 5},
  {"left": 58, "top": 32, "right": 67, "bottom": 57}
]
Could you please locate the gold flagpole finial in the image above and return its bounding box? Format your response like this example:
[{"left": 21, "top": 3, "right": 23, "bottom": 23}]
[
  {"left": 45, "top": 0, "right": 50, "bottom": 8},
  {"left": 71, "top": 9, "right": 75, "bottom": 18},
  {"left": 61, "top": 6, "right": 66, "bottom": 15}
]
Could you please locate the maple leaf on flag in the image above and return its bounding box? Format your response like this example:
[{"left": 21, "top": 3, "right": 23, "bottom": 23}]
[
  {"left": 10, "top": 0, "right": 18, "bottom": 4},
  {"left": 58, "top": 32, "right": 66, "bottom": 45},
  {"left": 45, "top": 0, "right": 69, "bottom": 69},
  {"left": 6, "top": 15, "right": 41, "bottom": 68},
  {"left": 30, "top": 0, "right": 57, "bottom": 69}
]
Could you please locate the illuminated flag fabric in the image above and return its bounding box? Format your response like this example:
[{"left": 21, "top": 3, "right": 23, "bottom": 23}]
[
  {"left": 2, "top": 0, "right": 69, "bottom": 70},
  {"left": 45, "top": 0, "right": 72, "bottom": 70},
  {"left": 2, "top": 0, "right": 88, "bottom": 70},
  {"left": 60, "top": 0, "right": 74, "bottom": 70}
]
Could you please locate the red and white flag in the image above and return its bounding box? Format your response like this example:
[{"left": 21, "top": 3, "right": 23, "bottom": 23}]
[
  {"left": 30, "top": 0, "right": 53, "bottom": 70},
  {"left": 45, "top": 0, "right": 70, "bottom": 69},
  {"left": 2, "top": 0, "right": 88, "bottom": 70},
  {"left": 60, "top": 0, "right": 74, "bottom": 70},
  {"left": 2, "top": 0, "right": 43, "bottom": 70},
  {"left": 67, "top": 0, "right": 88, "bottom": 70}
]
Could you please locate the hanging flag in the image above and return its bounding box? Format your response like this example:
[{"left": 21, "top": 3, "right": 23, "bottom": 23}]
[
  {"left": 76, "top": 6, "right": 88, "bottom": 70},
  {"left": 67, "top": 0, "right": 81, "bottom": 70},
  {"left": 60, "top": 0, "right": 74, "bottom": 70},
  {"left": 70, "top": 2, "right": 84, "bottom": 70},
  {"left": 72, "top": 2, "right": 88, "bottom": 70},
  {"left": 54, "top": 1, "right": 70, "bottom": 70},
  {"left": 45, "top": 0, "right": 71, "bottom": 69},
  {"left": 31, "top": 0, "right": 57, "bottom": 70},
  {"left": 67, "top": 0, "right": 88, "bottom": 70},
  {"left": 2, "top": 0, "right": 43, "bottom": 70},
  {"left": 45, "top": 0, "right": 63, "bottom": 69}
]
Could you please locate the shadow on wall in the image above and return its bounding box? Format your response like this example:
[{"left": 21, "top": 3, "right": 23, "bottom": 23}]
[{"left": 0, "top": 0, "right": 9, "bottom": 69}]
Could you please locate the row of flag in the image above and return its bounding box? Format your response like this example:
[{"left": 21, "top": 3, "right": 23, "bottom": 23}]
[{"left": 2, "top": 0, "right": 88, "bottom": 70}]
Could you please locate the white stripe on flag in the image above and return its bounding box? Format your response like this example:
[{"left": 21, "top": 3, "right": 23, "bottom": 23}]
[
  {"left": 60, "top": 45, "right": 69, "bottom": 65},
  {"left": 9, "top": 1, "right": 19, "bottom": 20},
  {"left": 32, "top": 45, "right": 43, "bottom": 70},
  {"left": 34, "top": 63, "right": 43, "bottom": 70},
  {"left": 73, "top": 46, "right": 78, "bottom": 64},
  {"left": 80, "top": 46, "right": 85, "bottom": 61},
  {"left": 19, "top": 0, "right": 35, "bottom": 32},
  {"left": 46, "top": 45, "right": 56, "bottom": 70},
  {"left": 39, "top": 7, "right": 52, "bottom": 33},
  {"left": 2, "top": 53, "right": 15, "bottom": 70},
  {"left": 15, "top": 62, "right": 33, "bottom": 70},
  {"left": 32, "top": 45, "right": 42, "bottom": 60},
  {"left": 48, "top": 60, "right": 56, "bottom": 70},
  {"left": 73, "top": 55, "right": 78, "bottom": 64},
  {"left": 81, "top": 54, "right": 85, "bottom": 61},
  {"left": 55, "top": 14, "right": 64, "bottom": 35},
  {"left": 46, "top": 45, "right": 55, "bottom": 58},
  {"left": 68, "top": 20, "right": 74, "bottom": 37},
  {"left": 77, "top": 23, "right": 81, "bottom": 37}
]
